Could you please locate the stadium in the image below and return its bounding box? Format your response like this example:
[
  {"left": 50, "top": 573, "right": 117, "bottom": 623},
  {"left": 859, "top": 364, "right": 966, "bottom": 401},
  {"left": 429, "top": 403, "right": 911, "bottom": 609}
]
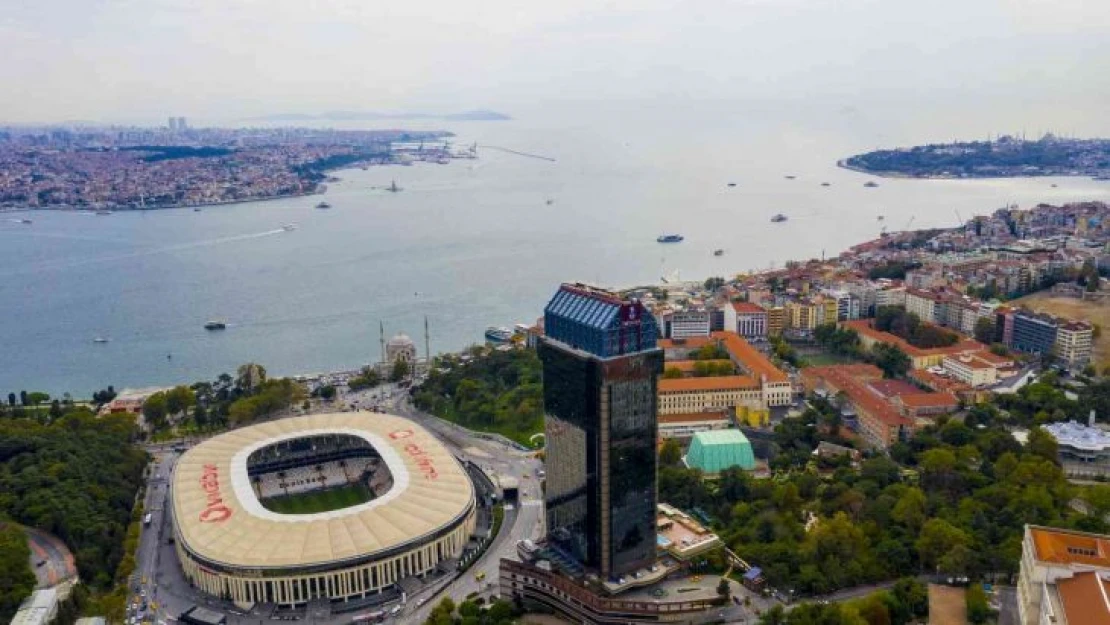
[{"left": 170, "top": 412, "right": 476, "bottom": 606}]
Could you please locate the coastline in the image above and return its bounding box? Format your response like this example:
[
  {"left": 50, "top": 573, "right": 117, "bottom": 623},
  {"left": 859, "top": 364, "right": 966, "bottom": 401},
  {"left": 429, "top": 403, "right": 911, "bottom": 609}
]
[
  {"left": 0, "top": 188, "right": 325, "bottom": 213},
  {"left": 836, "top": 158, "right": 1110, "bottom": 182}
]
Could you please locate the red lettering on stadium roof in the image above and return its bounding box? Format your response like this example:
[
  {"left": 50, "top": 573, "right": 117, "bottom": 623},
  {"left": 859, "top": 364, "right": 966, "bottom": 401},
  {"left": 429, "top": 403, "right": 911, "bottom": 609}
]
[
  {"left": 199, "top": 464, "right": 232, "bottom": 523},
  {"left": 402, "top": 443, "right": 439, "bottom": 480},
  {"left": 389, "top": 429, "right": 414, "bottom": 440}
]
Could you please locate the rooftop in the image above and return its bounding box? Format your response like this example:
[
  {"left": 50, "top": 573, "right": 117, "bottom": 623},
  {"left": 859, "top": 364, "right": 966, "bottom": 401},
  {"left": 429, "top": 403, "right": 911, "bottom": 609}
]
[
  {"left": 731, "top": 301, "right": 767, "bottom": 314},
  {"left": 1043, "top": 421, "right": 1110, "bottom": 452},
  {"left": 658, "top": 411, "right": 730, "bottom": 424},
  {"left": 711, "top": 331, "right": 789, "bottom": 383},
  {"left": 685, "top": 429, "right": 756, "bottom": 473},
  {"left": 843, "top": 319, "right": 988, "bottom": 360},
  {"left": 1029, "top": 525, "right": 1110, "bottom": 568},
  {"left": 658, "top": 375, "right": 759, "bottom": 392},
  {"left": 1055, "top": 571, "right": 1110, "bottom": 625}
]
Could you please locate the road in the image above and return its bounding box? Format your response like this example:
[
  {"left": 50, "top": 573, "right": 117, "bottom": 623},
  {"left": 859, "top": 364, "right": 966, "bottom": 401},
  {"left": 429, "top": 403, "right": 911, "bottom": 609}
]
[{"left": 133, "top": 379, "right": 543, "bottom": 625}]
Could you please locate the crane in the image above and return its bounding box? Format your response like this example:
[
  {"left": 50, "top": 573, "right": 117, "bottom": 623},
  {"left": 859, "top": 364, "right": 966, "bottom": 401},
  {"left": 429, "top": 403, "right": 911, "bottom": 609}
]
[
  {"left": 904, "top": 216, "right": 915, "bottom": 231},
  {"left": 954, "top": 210, "right": 964, "bottom": 227}
]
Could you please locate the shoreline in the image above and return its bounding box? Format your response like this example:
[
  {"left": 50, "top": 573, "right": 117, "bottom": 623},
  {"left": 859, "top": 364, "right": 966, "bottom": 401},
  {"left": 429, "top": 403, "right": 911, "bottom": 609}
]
[
  {"left": 0, "top": 188, "right": 325, "bottom": 213},
  {"left": 835, "top": 158, "right": 1110, "bottom": 181}
]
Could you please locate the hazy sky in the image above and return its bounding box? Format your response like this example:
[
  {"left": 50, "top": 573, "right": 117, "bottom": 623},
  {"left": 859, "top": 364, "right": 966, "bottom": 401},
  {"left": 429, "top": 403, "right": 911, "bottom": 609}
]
[{"left": 3, "top": 0, "right": 1109, "bottom": 125}]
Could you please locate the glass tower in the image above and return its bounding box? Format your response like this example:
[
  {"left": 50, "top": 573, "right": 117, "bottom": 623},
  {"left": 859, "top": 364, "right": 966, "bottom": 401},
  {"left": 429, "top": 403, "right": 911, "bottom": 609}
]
[{"left": 540, "top": 283, "right": 663, "bottom": 578}]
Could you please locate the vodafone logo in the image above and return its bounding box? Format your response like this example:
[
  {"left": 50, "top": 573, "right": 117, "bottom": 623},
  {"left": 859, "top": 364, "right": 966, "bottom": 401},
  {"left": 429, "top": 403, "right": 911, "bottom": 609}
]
[
  {"left": 198, "top": 464, "right": 232, "bottom": 523},
  {"left": 389, "top": 429, "right": 414, "bottom": 440}
]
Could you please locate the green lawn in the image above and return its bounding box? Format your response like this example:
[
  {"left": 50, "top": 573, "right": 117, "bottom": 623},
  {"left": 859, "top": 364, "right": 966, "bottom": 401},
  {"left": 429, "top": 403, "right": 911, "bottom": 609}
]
[{"left": 262, "top": 481, "right": 374, "bottom": 514}]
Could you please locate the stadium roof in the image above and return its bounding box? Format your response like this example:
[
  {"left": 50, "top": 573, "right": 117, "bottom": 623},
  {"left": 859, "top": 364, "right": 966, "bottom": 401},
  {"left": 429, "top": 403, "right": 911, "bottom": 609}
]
[{"left": 171, "top": 412, "right": 474, "bottom": 569}]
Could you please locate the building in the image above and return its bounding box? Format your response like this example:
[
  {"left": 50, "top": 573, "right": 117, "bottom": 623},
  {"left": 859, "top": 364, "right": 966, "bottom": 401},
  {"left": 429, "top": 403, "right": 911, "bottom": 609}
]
[
  {"left": 1056, "top": 321, "right": 1094, "bottom": 368},
  {"left": 842, "top": 319, "right": 991, "bottom": 369},
  {"left": 670, "top": 308, "right": 711, "bottom": 339},
  {"left": 1043, "top": 419, "right": 1110, "bottom": 478},
  {"left": 170, "top": 412, "right": 476, "bottom": 606},
  {"left": 539, "top": 283, "right": 663, "bottom": 578},
  {"left": 658, "top": 375, "right": 763, "bottom": 415},
  {"left": 724, "top": 302, "right": 768, "bottom": 339},
  {"left": 1011, "top": 310, "right": 1060, "bottom": 357},
  {"left": 904, "top": 288, "right": 939, "bottom": 324},
  {"left": 657, "top": 410, "right": 731, "bottom": 439},
  {"left": 10, "top": 588, "right": 58, "bottom": 625},
  {"left": 942, "top": 353, "right": 1001, "bottom": 387},
  {"left": 800, "top": 364, "right": 918, "bottom": 449},
  {"left": 1016, "top": 525, "right": 1110, "bottom": 625},
  {"left": 385, "top": 333, "right": 417, "bottom": 364},
  {"left": 684, "top": 429, "right": 756, "bottom": 474},
  {"left": 655, "top": 503, "right": 723, "bottom": 561},
  {"left": 766, "top": 306, "right": 785, "bottom": 336}
]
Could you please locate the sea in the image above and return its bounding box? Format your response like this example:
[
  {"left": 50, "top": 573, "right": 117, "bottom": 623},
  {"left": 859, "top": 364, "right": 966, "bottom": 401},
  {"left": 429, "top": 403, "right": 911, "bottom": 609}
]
[{"left": 3, "top": 101, "right": 1110, "bottom": 396}]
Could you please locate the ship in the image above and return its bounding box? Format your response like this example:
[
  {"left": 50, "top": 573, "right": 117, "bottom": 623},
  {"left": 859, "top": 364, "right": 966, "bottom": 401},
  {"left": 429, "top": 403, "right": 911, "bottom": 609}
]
[
  {"left": 315, "top": 201, "right": 332, "bottom": 209},
  {"left": 485, "top": 326, "right": 514, "bottom": 342},
  {"left": 784, "top": 175, "right": 796, "bottom": 180},
  {"left": 771, "top": 214, "right": 788, "bottom": 223},
  {"left": 93, "top": 337, "right": 110, "bottom": 344},
  {"left": 713, "top": 249, "right": 725, "bottom": 256},
  {"left": 282, "top": 224, "right": 297, "bottom": 232},
  {"left": 194, "top": 207, "right": 202, "bottom": 212},
  {"left": 821, "top": 182, "right": 831, "bottom": 187},
  {"left": 657, "top": 234, "right": 684, "bottom": 243},
  {"left": 19, "top": 219, "right": 32, "bottom": 224},
  {"left": 387, "top": 180, "right": 402, "bottom": 193},
  {"left": 727, "top": 182, "right": 737, "bottom": 187},
  {"left": 204, "top": 320, "right": 227, "bottom": 330},
  {"left": 95, "top": 210, "right": 112, "bottom": 215},
  {"left": 864, "top": 181, "right": 880, "bottom": 188}
]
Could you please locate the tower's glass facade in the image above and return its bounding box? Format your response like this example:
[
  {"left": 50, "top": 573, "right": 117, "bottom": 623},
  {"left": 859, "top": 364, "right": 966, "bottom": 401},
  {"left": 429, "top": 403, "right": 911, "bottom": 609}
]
[{"left": 540, "top": 284, "right": 663, "bottom": 579}]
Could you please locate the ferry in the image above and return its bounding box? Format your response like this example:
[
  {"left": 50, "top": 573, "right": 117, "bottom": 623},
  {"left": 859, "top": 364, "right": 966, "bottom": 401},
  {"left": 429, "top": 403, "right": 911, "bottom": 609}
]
[
  {"left": 784, "top": 175, "right": 796, "bottom": 180},
  {"left": 771, "top": 214, "right": 788, "bottom": 223},
  {"left": 204, "top": 320, "right": 227, "bottom": 331},
  {"left": 657, "top": 234, "right": 684, "bottom": 243},
  {"left": 821, "top": 182, "right": 831, "bottom": 187},
  {"left": 727, "top": 182, "right": 737, "bottom": 187},
  {"left": 93, "top": 337, "right": 110, "bottom": 344},
  {"left": 485, "top": 326, "right": 514, "bottom": 343},
  {"left": 315, "top": 201, "right": 332, "bottom": 209},
  {"left": 713, "top": 249, "right": 725, "bottom": 256},
  {"left": 864, "top": 181, "right": 880, "bottom": 188}
]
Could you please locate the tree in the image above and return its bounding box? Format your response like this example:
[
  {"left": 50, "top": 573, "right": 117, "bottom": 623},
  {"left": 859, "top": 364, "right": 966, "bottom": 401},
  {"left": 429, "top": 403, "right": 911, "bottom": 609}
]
[
  {"left": 872, "top": 344, "right": 911, "bottom": 378},
  {"left": 164, "top": 385, "right": 195, "bottom": 417},
  {"left": 704, "top": 276, "right": 726, "bottom": 291},
  {"left": 717, "top": 577, "right": 731, "bottom": 597},
  {"left": 318, "top": 385, "right": 337, "bottom": 401},
  {"left": 49, "top": 399, "right": 62, "bottom": 419},
  {"left": 390, "top": 358, "right": 411, "bottom": 382},
  {"left": 966, "top": 584, "right": 991, "bottom": 624},
  {"left": 662, "top": 367, "right": 683, "bottom": 379},
  {"left": 916, "top": 518, "right": 971, "bottom": 572},
  {"left": 142, "top": 392, "right": 168, "bottom": 429},
  {"left": 660, "top": 438, "right": 683, "bottom": 467},
  {"left": 236, "top": 363, "right": 267, "bottom": 393},
  {"left": 974, "top": 317, "right": 995, "bottom": 344},
  {"left": 0, "top": 523, "right": 36, "bottom": 622},
  {"left": 26, "top": 392, "right": 49, "bottom": 406},
  {"left": 1027, "top": 427, "right": 1059, "bottom": 464}
]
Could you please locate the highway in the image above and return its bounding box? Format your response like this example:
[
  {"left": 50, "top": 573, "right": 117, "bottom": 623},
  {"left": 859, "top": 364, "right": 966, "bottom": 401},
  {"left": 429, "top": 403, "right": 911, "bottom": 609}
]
[{"left": 132, "top": 380, "right": 543, "bottom": 625}]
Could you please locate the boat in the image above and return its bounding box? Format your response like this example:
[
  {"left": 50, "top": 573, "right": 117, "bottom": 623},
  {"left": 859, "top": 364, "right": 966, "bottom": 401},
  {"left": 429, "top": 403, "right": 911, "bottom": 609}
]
[
  {"left": 771, "top": 214, "right": 788, "bottom": 223},
  {"left": 386, "top": 180, "right": 402, "bottom": 193},
  {"left": 194, "top": 207, "right": 202, "bottom": 212},
  {"left": 784, "top": 175, "right": 796, "bottom": 180},
  {"left": 546, "top": 199, "right": 555, "bottom": 205},
  {"left": 657, "top": 234, "right": 684, "bottom": 243},
  {"left": 19, "top": 219, "right": 32, "bottom": 224},
  {"left": 315, "top": 201, "right": 331, "bottom": 209},
  {"left": 485, "top": 326, "right": 514, "bottom": 342},
  {"left": 821, "top": 182, "right": 831, "bottom": 187},
  {"left": 93, "top": 337, "right": 110, "bottom": 344},
  {"left": 204, "top": 320, "right": 227, "bottom": 330},
  {"left": 877, "top": 215, "right": 885, "bottom": 221},
  {"left": 864, "top": 181, "right": 880, "bottom": 188},
  {"left": 282, "top": 224, "right": 297, "bottom": 232},
  {"left": 95, "top": 210, "right": 112, "bottom": 215},
  {"left": 713, "top": 249, "right": 725, "bottom": 256},
  {"left": 727, "top": 182, "right": 737, "bottom": 187}
]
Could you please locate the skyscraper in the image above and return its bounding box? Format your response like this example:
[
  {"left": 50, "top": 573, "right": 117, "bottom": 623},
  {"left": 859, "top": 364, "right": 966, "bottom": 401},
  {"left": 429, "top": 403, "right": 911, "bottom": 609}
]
[{"left": 539, "top": 283, "right": 663, "bottom": 579}]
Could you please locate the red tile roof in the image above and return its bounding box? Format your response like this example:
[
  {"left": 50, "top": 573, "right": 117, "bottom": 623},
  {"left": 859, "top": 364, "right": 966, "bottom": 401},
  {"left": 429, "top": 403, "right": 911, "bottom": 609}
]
[
  {"left": 1056, "top": 571, "right": 1110, "bottom": 625},
  {"left": 731, "top": 302, "right": 767, "bottom": 314},
  {"left": 1031, "top": 526, "right": 1110, "bottom": 567},
  {"left": 711, "top": 331, "right": 788, "bottom": 383},
  {"left": 658, "top": 375, "right": 760, "bottom": 392}
]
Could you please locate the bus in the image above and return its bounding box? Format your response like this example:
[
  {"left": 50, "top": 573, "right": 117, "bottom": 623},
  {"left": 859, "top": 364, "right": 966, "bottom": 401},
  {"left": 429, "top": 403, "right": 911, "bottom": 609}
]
[
  {"left": 349, "top": 611, "right": 384, "bottom": 623},
  {"left": 143, "top": 513, "right": 153, "bottom": 526}
]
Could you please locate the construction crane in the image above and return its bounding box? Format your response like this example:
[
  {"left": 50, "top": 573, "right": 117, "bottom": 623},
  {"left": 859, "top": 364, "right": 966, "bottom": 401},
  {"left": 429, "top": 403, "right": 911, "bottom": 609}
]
[
  {"left": 954, "top": 209, "right": 964, "bottom": 227},
  {"left": 904, "top": 216, "right": 915, "bottom": 231}
]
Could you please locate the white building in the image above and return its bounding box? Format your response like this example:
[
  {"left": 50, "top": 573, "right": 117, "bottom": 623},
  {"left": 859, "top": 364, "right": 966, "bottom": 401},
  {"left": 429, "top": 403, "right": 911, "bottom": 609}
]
[
  {"left": 942, "top": 353, "right": 999, "bottom": 387},
  {"left": 1055, "top": 321, "right": 1094, "bottom": 368},
  {"left": 904, "top": 288, "right": 939, "bottom": 323},
  {"left": 1043, "top": 418, "right": 1110, "bottom": 478},
  {"left": 723, "top": 302, "right": 768, "bottom": 339},
  {"left": 1016, "top": 525, "right": 1110, "bottom": 625},
  {"left": 671, "top": 309, "right": 712, "bottom": 339}
]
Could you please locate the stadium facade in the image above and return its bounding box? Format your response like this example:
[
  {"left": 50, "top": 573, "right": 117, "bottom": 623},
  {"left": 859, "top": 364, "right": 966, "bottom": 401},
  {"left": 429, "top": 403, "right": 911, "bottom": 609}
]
[{"left": 170, "top": 412, "right": 476, "bottom": 606}]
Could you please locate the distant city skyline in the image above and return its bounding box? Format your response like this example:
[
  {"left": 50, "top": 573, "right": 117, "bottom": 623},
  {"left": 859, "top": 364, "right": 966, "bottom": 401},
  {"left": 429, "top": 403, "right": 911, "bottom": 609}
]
[{"left": 2, "top": 1, "right": 1110, "bottom": 129}]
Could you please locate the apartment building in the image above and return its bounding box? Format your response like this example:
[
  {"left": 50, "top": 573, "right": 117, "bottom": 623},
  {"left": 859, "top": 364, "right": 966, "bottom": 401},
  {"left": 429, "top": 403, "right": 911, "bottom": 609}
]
[{"left": 724, "top": 301, "right": 768, "bottom": 339}]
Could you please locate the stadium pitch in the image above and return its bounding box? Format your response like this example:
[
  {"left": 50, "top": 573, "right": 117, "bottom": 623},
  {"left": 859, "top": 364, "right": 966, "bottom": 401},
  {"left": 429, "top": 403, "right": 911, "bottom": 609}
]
[{"left": 262, "top": 481, "right": 375, "bottom": 514}]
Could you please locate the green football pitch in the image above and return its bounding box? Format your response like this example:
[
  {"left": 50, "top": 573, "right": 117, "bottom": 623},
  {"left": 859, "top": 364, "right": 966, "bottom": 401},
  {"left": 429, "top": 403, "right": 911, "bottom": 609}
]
[{"left": 262, "top": 481, "right": 374, "bottom": 514}]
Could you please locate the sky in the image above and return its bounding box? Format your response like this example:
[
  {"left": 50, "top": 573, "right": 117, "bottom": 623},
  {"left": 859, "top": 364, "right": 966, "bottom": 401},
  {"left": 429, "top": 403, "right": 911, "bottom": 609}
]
[{"left": 2, "top": 0, "right": 1110, "bottom": 126}]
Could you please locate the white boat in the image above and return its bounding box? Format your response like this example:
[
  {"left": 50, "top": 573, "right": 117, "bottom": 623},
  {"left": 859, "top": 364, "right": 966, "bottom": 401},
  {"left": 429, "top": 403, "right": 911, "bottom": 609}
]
[
  {"left": 282, "top": 224, "right": 297, "bottom": 232},
  {"left": 93, "top": 337, "right": 110, "bottom": 344}
]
